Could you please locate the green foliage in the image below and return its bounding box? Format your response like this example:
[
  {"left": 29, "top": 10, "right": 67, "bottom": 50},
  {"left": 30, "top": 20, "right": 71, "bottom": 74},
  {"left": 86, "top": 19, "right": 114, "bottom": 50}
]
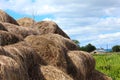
[
  {"left": 72, "top": 40, "right": 80, "bottom": 46},
  {"left": 112, "top": 45, "right": 120, "bottom": 52},
  {"left": 80, "top": 43, "right": 96, "bottom": 52},
  {"left": 93, "top": 53, "right": 120, "bottom": 80}
]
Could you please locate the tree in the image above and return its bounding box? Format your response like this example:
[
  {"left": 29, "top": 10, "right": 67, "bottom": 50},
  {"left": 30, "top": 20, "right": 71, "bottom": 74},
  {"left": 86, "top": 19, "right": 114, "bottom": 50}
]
[
  {"left": 112, "top": 45, "right": 120, "bottom": 52},
  {"left": 85, "top": 43, "right": 96, "bottom": 52},
  {"left": 80, "top": 43, "right": 96, "bottom": 52},
  {"left": 72, "top": 40, "right": 80, "bottom": 46}
]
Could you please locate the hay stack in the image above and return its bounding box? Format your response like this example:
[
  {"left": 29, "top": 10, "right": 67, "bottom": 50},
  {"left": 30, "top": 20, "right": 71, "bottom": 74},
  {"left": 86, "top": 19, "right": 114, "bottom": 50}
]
[
  {"left": 88, "top": 70, "right": 112, "bottom": 80},
  {"left": 40, "top": 65, "right": 73, "bottom": 80},
  {"left": 0, "top": 30, "right": 23, "bottom": 46},
  {"left": 1, "top": 22, "right": 38, "bottom": 38},
  {"left": 0, "top": 23, "right": 7, "bottom": 31},
  {"left": 0, "top": 55, "right": 28, "bottom": 80},
  {"left": 67, "top": 51, "right": 95, "bottom": 80},
  {"left": 17, "top": 17, "right": 36, "bottom": 27},
  {"left": 33, "top": 21, "right": 70, "bottom": 38},
  {"left": 36, "top": 33, "right": 79, "bottom": 50},
  {"left": 24, "top": 35, "right": 68, "bottom": 72},
  {"left": 0, "top": 9, "right": 18, "bottom": 25}
]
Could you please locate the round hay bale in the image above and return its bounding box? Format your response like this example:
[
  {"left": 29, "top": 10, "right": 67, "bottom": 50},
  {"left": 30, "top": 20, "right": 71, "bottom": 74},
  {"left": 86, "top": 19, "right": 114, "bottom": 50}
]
[
  {"left": 67, "top": 51, "right": 95, "bottom": 80},
  {"left": 24, "top": 35, "right": 68, "bottom": 73},
  {"left": 0, "top": 55, "right": 28, "bottom": 80},
  {"left": 17, "top": 17, "right": 36, "bottom": 27},
  {"left": 1, "top": 22, "right": 38, "bottom": 38},
  {"left": 2, "top": 42, "right": 44, "bottom": 80},
  {"left": 33, "top": 21, "right": 70, "bottom": 39},
  {"left": 88, "top": 70, "right": 112, "bottom": 80},
  {"left": 0, "top": 9, "right": 19, "bottom": 25},
  {"left": 0, "top": 30, "right": 23, "bottom": 46},
  {"left": 0, "top": 22, "right": 7, "bottom": 31},
  {"left": 40, "top": 65, "right": 73, "bottom": 80},
  {"left": 37, "top": 33, "right": 79, "bottom": 51}
]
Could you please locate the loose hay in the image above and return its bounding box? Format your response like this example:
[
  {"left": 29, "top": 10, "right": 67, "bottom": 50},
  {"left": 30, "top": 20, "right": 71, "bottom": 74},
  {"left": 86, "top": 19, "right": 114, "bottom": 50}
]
[
  {"left": 1, "top": 22, "right": 38, "bottom": 38},
  {"left": 17, "top": 17, "right": 36, "bottom": 27},
  {"left": 33, "top": 21, "right": 70, "bottom": 38},
  {"left": 0, "top": 55, "right": 28, "bottom": 80},
  {"left": 0, "top": 30, "right": 23, "bottom": 46},
  {"left": 24, "top": 35, "right": 68, "bottom": 73},
  {"left": 40, "top": 65, "right": 73, "bottom": 80},
  {"left": 67, "top": 51, "right": 95, "bottom": 80},
  {"left": 0, "top": 9, "right": 19, "bottom": 25}
]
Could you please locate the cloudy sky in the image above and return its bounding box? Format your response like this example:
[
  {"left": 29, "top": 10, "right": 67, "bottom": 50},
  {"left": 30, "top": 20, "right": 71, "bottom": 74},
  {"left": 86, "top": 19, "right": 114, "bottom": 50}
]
[{"left": 0, "top": 0, "right": 120, "bottom": 49}]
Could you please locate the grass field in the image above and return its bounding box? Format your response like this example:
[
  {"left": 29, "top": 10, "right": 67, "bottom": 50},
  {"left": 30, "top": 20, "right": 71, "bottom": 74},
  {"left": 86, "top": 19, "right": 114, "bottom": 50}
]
[{"left": 93, "top": 53, "right": 120, "bottom": 80}]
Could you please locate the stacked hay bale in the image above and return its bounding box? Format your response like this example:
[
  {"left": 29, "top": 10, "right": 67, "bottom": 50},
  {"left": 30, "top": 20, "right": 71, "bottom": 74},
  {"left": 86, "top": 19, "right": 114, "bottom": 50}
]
[
  {"left": 24, "top": 35, "right": 68, "bottom": 73},
  {"left": 0, "top": 9, "right": 19, "bottom": 25},
  {"left": 40, "top": 65, "right": 73, "bottom": 80},
  {"left": 33, "top": 21, "right": 70, "bottom": 38},
  {"left": 0, "top": 55, "right": 28, "bottom": 80},
  {"left": 0, "top": 22, "right": 38, "bottom": 38},
  {"left": 0, "top": 30, "right": 23, "bottom": 46},
  {"left": 67, "top": 51, "right": 95, "bottom": 80},
  {"left": 0, "top": 9, "right": 112, "bottom": 80},
  {"left": 17, "top": 17, "right": 36, "bottom": 27}
]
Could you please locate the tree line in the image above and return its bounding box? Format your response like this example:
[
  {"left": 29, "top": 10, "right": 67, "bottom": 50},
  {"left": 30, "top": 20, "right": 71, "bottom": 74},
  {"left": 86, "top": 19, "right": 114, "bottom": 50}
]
[{"left": 73, "top": 40, "right": 120, "bottom": 52}]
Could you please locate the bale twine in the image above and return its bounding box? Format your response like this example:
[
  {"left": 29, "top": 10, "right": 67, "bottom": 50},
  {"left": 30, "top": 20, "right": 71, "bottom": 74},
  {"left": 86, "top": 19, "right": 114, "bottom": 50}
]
[
  {"left": 1, "top": 22, "right": 38, "bottom": 38},
  {"left": 40, "top": 65, "right": 73, "bottom": 80},
  {"left": 0, "top": 9, "right": 19, "bottom": 25},
  {"left": 17, "top": 17, "right": 36, "bottom": 27},
  {"left": 24, "top": 35, "right": 68, "bottom": 73},
  {"left": 0, "top": 55, "right": 28, "bottom": 80},
  {"left": 38, "top": 33, "right": 79, "bottom": 51},
  {"left": 33, "top": 21, "right": 70, "bottom": 39},
  {"left": 0, "top": 30, "right": 23, "bottom": 46},
  {"left": 67, "top": 51, "right": 95, "bottom": 80},
  {"left": 88, "top": 70, "right": 112, "bottom": 80}
]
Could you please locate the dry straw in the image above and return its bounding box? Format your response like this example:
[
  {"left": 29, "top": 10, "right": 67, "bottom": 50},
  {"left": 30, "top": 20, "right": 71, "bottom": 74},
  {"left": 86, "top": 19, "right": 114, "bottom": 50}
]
[
  {"left": 0, "top": 30, "right": 23, "bottom": 46},
  {"left": 67, "top": 51, "right": 95, "bottom": 80},
  {"left": 17, "top": 17, "right": 36, "bottom": 27},
  {"left": 40, "top": 65, "right": 73, "bottom": 80},
  {"left": 0, "top": 9, "right": 19, "bottom": 25},
  {"left": 1, "top": 22, "right": 38, "bottom": 38},
  {"left": 33, "top": 21, "right": 70, "bottom": 39}
]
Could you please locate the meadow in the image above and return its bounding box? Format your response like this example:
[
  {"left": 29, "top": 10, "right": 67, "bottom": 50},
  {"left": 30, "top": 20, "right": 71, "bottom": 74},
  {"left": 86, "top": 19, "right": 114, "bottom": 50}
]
[{"left": 93, "top": 53, "right": 120, "bottom": 80}]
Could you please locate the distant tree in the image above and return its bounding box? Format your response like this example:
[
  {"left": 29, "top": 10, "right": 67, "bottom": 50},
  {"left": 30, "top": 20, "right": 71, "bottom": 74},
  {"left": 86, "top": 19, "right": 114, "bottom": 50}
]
[
  {"left": 85, "top": 43, "right": 96, "bottom": 52},
  {"left": 112, "top": 45, "right": 120, "bottom": 52},
  {"left": 80, "top": 43, "right": 96, "bottom": 52},
  {"left": 72, "top": 40, "right": 80, "bottom": 46}
]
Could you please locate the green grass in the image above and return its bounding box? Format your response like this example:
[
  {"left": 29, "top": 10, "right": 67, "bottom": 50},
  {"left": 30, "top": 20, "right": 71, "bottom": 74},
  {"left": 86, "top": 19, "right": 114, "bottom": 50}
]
[{"left": 93, "top": 53, "right": 120, "bottom": 80}]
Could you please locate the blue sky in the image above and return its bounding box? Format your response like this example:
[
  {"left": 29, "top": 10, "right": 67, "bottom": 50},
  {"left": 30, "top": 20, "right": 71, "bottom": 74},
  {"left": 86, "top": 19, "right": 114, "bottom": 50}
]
[{"left": 0, "top": 0, "right": 120, "bottom": 49}]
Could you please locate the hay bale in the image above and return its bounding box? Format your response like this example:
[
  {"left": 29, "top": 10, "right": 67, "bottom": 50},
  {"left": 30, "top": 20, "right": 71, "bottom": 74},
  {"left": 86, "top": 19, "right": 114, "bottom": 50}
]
[
  {"left": 24, "top": 35, "right": 68, "bottom": 72},
  {"left": 1, "top": 22, "right": 38, "bottom": 38},
  {"left": 40, "top": 65, "right": 73, "bottom": 80},
  {"left": 0, "top": 30, "right": 23, "bottom": 46},
  {"left": 0, "top": 9, "right": 19, "bottom": 25},
  {"left": 2, "top": 42, "right": 44, "bottom": 80},
  {"left": 0, "top": 55, "right": 28, "bottom": 80},
  {"left": 33, "top": 21, "right": 70, "bottom": 39},
  {"left": 67, "top": 51, "right": 95, "bottom": 80},
  {"left": 0, "top": 23, "right": 7, "bottom": 31},
  {"left": 88, "top": 70, "right": 112, "bottom": 80},
  {"left": 37, "top": 33, "right": 79, "bottom": 50},
  {"left": 17, "top": 17, "right": 36, "bottom": 27}
]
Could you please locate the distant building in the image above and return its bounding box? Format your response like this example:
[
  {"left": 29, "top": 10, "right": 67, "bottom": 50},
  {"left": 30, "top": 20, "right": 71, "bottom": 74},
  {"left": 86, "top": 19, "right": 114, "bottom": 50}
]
[{"left": 91, "top": 48, "right": 109, "bottom": 54}]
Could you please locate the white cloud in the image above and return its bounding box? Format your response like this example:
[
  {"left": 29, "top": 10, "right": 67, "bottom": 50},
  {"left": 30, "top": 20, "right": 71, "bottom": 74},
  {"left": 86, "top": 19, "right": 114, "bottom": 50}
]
[{"left": 0, "top": 0, "right": 120, "bottom": 48}]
